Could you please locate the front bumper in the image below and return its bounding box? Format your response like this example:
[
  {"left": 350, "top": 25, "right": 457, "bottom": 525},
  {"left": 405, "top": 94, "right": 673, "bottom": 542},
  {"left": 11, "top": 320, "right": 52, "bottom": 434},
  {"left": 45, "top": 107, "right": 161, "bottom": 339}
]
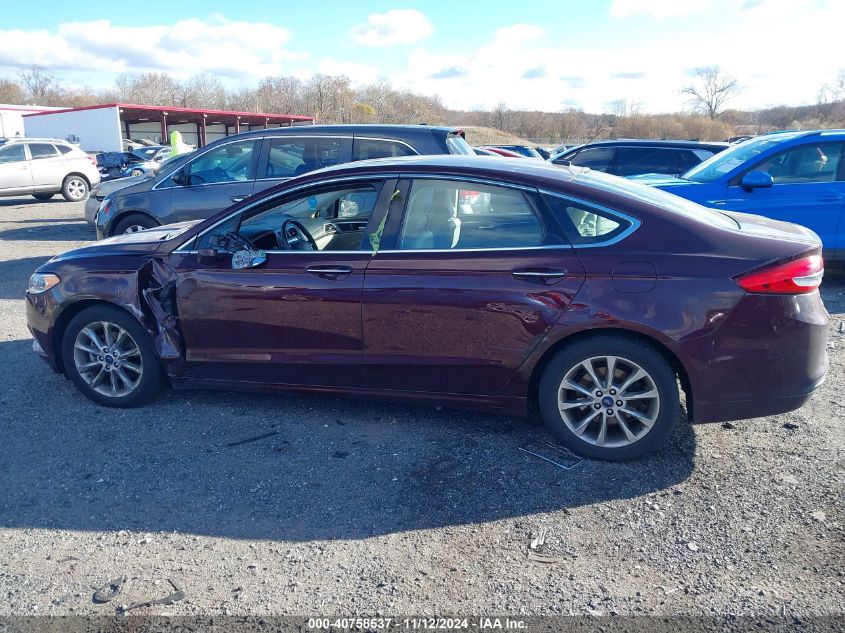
[{"left": 84, "top": 196, "right": 101, "bottom": 225}]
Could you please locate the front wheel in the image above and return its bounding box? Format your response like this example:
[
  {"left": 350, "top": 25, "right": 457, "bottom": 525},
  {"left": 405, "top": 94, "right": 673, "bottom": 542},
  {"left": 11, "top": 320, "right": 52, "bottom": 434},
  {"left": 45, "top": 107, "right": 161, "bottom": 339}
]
[
  {"left": 113, "top": 213, "right": 158, "bottom": 235},
  {"left": 129, "top": 168, "right": 144, "bottom": 177},
  {"left": 538, "top": 335, "right": 679, "bottom": 461},
  {"left": 61, "top": 175, "right": 89, "bottom": 201},
  {"left": 61, "top": 305, "right": 163, "bottom": 407}
]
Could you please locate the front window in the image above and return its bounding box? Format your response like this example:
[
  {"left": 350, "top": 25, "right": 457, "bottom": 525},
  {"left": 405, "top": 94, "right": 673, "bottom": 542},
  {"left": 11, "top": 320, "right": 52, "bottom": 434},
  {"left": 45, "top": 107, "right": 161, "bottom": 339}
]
[
  {"left": 187, "top": 139, "right": 256, "bottom": 184},
  {"left": 398, "top": 179, "right": 546, "bottom": 250},
  {"left": 751, "top": 143, "right": 844, "bottom": 184},
  {"left": 198, "top": 181, "right": 384, "bottom": 252},
  {"left": 0, "top": 144, "right": 26, "bottom": 164},
  {"left": 684, "top": 134, "right": 795, "bottom": 183}
]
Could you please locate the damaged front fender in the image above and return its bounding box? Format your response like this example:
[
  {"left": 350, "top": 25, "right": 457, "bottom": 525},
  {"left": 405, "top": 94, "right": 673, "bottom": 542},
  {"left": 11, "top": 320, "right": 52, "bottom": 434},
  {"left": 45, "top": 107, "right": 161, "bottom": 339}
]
[{"left": 137, "top": 258, "right": 186, "bottom": 375}]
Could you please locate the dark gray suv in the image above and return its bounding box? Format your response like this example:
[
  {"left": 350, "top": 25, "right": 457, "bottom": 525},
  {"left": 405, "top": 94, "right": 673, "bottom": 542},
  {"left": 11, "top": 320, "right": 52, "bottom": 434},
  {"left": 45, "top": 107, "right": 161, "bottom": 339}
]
[{"left": 89, "top": 125, "right": 473, "bottom": 238}]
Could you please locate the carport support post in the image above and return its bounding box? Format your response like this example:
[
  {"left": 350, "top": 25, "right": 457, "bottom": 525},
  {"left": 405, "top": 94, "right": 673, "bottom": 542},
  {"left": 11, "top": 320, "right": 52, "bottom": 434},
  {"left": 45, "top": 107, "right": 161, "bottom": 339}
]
[
  {"left": 160, "top": 112, "right": 168, "bottom": 146},
  {"left": 234, "top": 116, "right": 240, "bottom": 135},
  {"left": 199, "top": 114, "right": 208, "bottom": 147},
  {"left": 264, "top": 117, "right": 269, "bottom": 130}
]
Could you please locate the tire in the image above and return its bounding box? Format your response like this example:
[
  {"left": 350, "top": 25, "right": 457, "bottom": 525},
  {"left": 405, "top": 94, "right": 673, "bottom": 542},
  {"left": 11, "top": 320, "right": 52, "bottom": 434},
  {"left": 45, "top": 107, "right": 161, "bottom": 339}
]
[
  {"left": 112, "top": 213, "right": 158, "bottom": 235},
  {"left": 538, "top": 335, "right": 679, "bottom": 461},
  {"left": 61, "top": 304, "right": 163, "bottom": 407},
  {"left": 129, "top": 168, "right": 144, "bottom": 177},
  {"left": 61, "top": 175, "right": 89, "bottom": 201},
  {"left": 32, "top": 192, "right": 55, "bottom": 201}
]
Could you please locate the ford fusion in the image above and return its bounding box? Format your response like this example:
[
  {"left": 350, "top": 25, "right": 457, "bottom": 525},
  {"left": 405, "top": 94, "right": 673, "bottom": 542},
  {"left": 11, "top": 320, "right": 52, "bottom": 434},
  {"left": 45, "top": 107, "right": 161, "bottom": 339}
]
[{"left": 26, "top": 156, "right": 828, "bottom": 460}]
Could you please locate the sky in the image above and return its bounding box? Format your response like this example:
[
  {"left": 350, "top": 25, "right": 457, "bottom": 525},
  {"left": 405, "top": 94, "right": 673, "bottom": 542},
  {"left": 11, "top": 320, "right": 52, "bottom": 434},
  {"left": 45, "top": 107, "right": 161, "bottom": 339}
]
[{"left": 0, "top": 0, "right": 841, "bottom": 114}]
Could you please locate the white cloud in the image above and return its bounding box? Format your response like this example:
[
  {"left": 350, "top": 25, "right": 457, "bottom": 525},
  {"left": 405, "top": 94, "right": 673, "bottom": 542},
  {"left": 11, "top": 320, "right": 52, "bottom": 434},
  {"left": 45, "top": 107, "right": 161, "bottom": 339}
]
[
  {"left": 0, "top": 15, "right": 307, "bottom": 82},
  {"left": 317, "top": 58, "right": 380, "bottom": 85},
  {"left": 349, "top": 9, "right": 433, "bottom": 47},
  {"left": 610, "top": 0, "right": 714, "bottom": 18}
]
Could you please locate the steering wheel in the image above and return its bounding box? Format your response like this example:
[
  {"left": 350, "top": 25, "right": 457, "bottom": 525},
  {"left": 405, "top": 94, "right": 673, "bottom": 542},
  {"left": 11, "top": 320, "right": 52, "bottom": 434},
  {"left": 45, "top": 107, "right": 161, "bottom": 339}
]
[{"left": 276, "top": 219, "right": 317, "bottom": 251}]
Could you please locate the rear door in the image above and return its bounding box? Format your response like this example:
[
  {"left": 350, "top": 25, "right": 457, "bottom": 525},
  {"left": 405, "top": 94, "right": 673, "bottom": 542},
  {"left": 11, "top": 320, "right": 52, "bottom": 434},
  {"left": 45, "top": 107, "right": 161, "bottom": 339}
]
[
  {"left": 0, "top": 143, "right": 32, "bottom": 193},
  {"left": 26, "top": 142, "right": 63, "bottom": 188},
  {"left": 722, "top": 141, "right": 845, "bottom": 259},
  {"left": 361, "top": 176, "right": 586, "bottom": 396},
  {"left": 167, "top": 137, "right": 260, "bottom": 223}
]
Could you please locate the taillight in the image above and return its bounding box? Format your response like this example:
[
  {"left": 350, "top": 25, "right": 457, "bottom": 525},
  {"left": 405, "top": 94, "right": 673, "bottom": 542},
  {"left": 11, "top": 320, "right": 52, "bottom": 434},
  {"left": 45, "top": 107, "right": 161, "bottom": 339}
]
[
  {"left": 87, "top": 155, "right": 96, "bottom": 166},
  {"left": 736, "top": 255, "right": 823, "bottom": 294}
]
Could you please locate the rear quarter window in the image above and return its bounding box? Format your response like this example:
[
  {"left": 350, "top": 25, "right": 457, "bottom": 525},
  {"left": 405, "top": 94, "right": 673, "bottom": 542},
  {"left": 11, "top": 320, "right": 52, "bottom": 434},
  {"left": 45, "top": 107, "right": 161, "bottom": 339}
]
[{"left": 543, "top": 194, "right": 633, "bottom": 245}]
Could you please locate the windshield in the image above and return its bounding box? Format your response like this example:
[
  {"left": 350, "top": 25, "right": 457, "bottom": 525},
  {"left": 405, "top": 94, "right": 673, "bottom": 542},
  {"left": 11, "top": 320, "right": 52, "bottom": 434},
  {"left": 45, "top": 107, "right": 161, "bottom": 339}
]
[{"left": 683, "top": 134, "right": 796, "bottom": 183}]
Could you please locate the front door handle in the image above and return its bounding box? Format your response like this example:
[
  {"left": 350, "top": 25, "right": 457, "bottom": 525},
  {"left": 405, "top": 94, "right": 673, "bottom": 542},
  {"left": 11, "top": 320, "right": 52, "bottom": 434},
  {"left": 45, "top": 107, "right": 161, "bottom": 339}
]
[
  {"left": 819, "top": 194, "right": 844, "bottom": 202},
  {"left": 512, "top": 268, "right": 567, "bottom": 282},
  {"left": 306, "top": 265, "right": 352, "bottom": 279},
  {"left": 231, "top": 195, "right": 246, "bottom": 203}
]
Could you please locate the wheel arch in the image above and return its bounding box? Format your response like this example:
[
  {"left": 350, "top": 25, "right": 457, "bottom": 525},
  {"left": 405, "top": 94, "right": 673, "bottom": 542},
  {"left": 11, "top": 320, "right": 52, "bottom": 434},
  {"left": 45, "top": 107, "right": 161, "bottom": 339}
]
[
  {"left": 63, "top": 172, "right": 92, "bottom": 187},
  {"left": 108, "top": 210, "right": 160, "bottom": 237},
  {"left": 527, "top": 327, "right": 694, "bottom": 420}
]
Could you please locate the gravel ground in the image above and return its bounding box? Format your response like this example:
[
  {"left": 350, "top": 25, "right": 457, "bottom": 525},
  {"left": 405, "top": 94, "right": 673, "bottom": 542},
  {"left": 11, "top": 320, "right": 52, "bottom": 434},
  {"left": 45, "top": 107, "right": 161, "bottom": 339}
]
[{"left": 0, "top": 197, "right": 843, "bottom": 620}]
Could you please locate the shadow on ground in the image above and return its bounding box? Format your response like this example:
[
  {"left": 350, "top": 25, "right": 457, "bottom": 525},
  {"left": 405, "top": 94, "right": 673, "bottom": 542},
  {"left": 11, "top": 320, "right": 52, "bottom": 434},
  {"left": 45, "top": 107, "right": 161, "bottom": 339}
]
[
  {"left": 0, "top": 220, "right": 92, "bottom": 242},
  {"left": 0, "top": 256, "right": 56, "bottom": 299},
  {"left": 0, "top": 336, "right": 696, "bottom": 542}
]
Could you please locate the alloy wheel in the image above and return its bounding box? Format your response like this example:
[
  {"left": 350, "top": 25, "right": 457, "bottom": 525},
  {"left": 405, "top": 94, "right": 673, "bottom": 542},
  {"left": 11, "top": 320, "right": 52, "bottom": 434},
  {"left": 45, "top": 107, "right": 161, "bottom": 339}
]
[
  {"left": 73, "top": 321, "right": 144, "bottom": 398},
  {"left": 123, "top": 224, "right": 147, "bottom": 234},
  {"left": 66, "top": 178, "right": 87, "bottom": 200},
  {"left": 557, "top": 355, "right": 660, "bottom": 448}
]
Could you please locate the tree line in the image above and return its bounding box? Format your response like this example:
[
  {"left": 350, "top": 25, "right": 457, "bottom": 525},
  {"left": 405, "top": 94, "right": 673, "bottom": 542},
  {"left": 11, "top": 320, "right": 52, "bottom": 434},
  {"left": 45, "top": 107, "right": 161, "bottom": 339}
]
[{"left": 2, "top": 65, "right": 843, "bottom": 145}]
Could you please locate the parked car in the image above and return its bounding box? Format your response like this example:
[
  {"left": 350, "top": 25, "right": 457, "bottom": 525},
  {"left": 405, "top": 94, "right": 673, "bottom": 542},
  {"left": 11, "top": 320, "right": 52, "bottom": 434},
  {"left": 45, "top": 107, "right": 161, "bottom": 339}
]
[
  {"left": 535, "top": 147, "right": 553, "bottom": 159},
  {"left": 477, "top": 146, "right": 526, "bottom": 158},
  {"left": 629, "top": 130, "right": 845, "bottom": 261},
  {"left": 121, "top": 145, "right": 173, "bottom": 178},
  {"left": 549, "top": 140, "right": 730, "bottom": 177},
  {"left": 0, "top": 137, "right": 100, "bottom": 201},
  {"left": 486, "top": 145, "right": 544, "bottom": 159},
  {"left": 27, "top": 156, "right": 828, "bottom": 460},
  {"left": 88, "top": 125, "right": 473, "bottom": 238},
  {"left": 474, "top": 147, "right": 501, "bottom": 156}
]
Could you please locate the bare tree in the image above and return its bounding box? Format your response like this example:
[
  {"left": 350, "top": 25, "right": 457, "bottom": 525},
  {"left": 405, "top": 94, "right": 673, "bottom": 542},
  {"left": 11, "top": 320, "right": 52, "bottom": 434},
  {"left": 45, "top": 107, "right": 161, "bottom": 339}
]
[
  {"left": 0, "top": 79, "right": 24, "bottom": 104},
  {"left": 18, "top": 65, "right": 62, "bottom": 105},
  {"left": 681, "top": 66, "right": 740, "bottom": 119}
]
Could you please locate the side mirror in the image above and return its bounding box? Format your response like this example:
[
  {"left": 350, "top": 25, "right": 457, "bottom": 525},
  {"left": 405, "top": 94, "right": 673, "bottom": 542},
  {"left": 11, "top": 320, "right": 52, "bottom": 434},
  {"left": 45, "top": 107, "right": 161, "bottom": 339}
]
[
  {"left": 171, "top": 167, "right": 189, "bottom": 186},
  {"left": 740, "top": 170, "right": 773, "bottom": 191},
  {"left": 231, "top": 249, "right": 267, "bottom": 270}
]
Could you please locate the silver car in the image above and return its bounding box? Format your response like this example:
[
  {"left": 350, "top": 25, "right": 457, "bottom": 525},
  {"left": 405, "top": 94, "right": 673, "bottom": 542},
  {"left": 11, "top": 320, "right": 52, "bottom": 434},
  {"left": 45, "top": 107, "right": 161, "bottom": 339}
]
[{"left": 0, "top": 137, "right": 100, "bottom": 202}]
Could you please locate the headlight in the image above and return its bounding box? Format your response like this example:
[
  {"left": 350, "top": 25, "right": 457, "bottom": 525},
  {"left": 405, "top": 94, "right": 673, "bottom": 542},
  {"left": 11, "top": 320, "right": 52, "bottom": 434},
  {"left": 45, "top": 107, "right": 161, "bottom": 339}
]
[{"left": 27, "top": 273, "right": 61, "bottom": 294}]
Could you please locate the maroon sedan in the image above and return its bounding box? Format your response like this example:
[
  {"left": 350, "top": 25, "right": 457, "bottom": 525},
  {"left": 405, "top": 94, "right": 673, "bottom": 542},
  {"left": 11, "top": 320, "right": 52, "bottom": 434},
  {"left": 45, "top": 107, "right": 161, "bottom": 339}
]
[{"left": 25, "top": 156, "right": 828, "bottom": 460}]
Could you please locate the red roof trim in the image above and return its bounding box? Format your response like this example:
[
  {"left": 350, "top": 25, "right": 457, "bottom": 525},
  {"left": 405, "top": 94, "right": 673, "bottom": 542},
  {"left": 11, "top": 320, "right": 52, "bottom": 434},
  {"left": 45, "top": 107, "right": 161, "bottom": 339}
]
[{"left": 23, "top": 102, "right": 313, "bottom": 121}]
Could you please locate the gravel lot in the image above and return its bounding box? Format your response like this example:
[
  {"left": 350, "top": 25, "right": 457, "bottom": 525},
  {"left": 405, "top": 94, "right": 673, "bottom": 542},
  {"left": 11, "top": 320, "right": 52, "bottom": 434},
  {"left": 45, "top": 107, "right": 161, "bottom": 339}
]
[{"left": 0, "top": 197, "right": 843, "bottom": 621}]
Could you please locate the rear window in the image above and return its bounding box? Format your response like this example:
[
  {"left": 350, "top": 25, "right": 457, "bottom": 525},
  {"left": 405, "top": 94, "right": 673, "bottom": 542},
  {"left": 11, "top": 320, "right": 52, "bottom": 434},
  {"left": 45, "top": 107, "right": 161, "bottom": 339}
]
[
  {"left": 544, "top": 194, "right": 631, "bottom": 245},
  {"left": 446, "top": 133, "right": 474, "bottom": 155},
  {"left": 571, "top": 169, "right": 738, "bottom": 230}
]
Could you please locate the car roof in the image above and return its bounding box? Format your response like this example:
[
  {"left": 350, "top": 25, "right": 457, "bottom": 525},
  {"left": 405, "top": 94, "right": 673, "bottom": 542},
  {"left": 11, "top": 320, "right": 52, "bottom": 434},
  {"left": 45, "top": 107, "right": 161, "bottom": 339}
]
[
  {"left": 0, "top": 137, "right": 74, "bottom": 145},
  {"left": 563, "top": 139, "right": 731, "bottom": 150},
  {"left": 218, "top": 124, "right": 462, "bottom": 142}
]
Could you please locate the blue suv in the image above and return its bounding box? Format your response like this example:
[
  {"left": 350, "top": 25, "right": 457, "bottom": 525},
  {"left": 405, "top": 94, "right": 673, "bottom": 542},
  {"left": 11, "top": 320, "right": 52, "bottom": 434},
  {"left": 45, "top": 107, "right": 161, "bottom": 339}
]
[{"left": 630, "top": 131, "right": 845, "bottom": 261}]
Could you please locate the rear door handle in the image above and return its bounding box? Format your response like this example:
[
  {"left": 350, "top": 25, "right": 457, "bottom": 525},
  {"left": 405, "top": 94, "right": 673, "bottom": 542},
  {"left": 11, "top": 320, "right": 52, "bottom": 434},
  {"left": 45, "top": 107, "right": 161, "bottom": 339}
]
[
  {"left": 512, "top": 268, "right": 567, "bottom": 281},
  {"left": 306, "top": 265, "right": 352, "bottom": 279},
  {"left": 819, "top": 194, "right": 844, "bottom": 202},
  {"left": 230, "top": 196, "right": 246, "bottom": 203}
]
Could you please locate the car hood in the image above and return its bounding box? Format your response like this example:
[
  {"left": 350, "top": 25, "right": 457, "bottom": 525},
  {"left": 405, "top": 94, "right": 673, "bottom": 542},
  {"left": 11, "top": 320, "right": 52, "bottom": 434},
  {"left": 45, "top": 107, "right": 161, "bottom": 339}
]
[
  {"left": 94, "top": 175, "right": 147, "bottom": 196},
  {"left": 47, "top": 221, "right": 200, "bottom": 262}
]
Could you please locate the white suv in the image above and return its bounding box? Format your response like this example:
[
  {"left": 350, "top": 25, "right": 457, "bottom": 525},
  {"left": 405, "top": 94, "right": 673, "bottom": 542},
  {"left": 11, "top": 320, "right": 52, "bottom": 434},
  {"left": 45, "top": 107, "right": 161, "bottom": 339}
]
[{"left": 0, "top": 138, "right": 100, "bottom": 202}]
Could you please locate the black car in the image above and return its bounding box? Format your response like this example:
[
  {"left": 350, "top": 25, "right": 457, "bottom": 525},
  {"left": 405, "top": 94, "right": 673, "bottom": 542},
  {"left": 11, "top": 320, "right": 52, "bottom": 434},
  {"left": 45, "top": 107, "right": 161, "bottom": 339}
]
[
  {"left": 89, "top": 125, "right": 473, "bottom": 238},
  {"left": 549, "top": 139, "right": 730, "bottom": 177}
]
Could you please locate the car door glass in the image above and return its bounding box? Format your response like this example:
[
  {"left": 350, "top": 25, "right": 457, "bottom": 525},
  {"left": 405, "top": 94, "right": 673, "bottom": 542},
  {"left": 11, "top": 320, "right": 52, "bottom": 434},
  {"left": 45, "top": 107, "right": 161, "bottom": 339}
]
[
  {"left": 199, "top": 181, "right": 384, "bottom": 252},
  {"left": 55, "top": 144, "right": 73, "bottom": 155},
  {"left": 614, "top": 148, "right": 677, "bottom": 176},
  {"left": 568, "top": 147, "right": 615, "bottom": 172},
  {"left": 0, "top": 144, "right": 26, "bottom": 163},
  {"left": 28, "top": 143, "right": 59, "bottom": 160},
  {"left": 188, "top": 139, "right": 256, "bottom": 185},
  {"left": 352, "top": 139, "right": 416, "bottom": 161},
  {"left": 754, "top": 143, "right": 844, "bottom": 184},
  {"left": 398, "top": 179, "right": 544, "bottom": 250},
  {"left": 264, "top": 137, "right": 343, "bottom": 178}
]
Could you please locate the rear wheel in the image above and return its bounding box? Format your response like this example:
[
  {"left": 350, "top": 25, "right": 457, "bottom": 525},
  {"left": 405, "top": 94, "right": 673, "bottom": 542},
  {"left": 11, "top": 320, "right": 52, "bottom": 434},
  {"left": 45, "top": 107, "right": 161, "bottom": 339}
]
[
  {"left": 538, "top": 335, "right": 679, "bottom": 461},
  {"left": 61, "top": 175, "right": 89, "bottom": 201},
  {"left": 32, "top": 192, "right": 55, "bottom": 201},
  {"left": 61, "top": 305, "right": 163, "bottom": 407},
  {"left": 113, "top": 213, "right": 158, "bottom": 235}
]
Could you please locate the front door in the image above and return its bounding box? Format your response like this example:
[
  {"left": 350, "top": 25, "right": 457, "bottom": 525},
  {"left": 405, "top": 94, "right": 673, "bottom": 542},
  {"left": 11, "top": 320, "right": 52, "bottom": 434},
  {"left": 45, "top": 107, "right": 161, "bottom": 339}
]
[
  {"left": 0, "top": 143, "right": 32, "bottom": 193},
  {"left": 171, "top": 177, "right": 393, "bottom": 388},
  {"left": 362, "top": 177, "right": 586, "bottom": 396},
  {"left": 167, "top": 138, "right": 260, "bottom": 223}
]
